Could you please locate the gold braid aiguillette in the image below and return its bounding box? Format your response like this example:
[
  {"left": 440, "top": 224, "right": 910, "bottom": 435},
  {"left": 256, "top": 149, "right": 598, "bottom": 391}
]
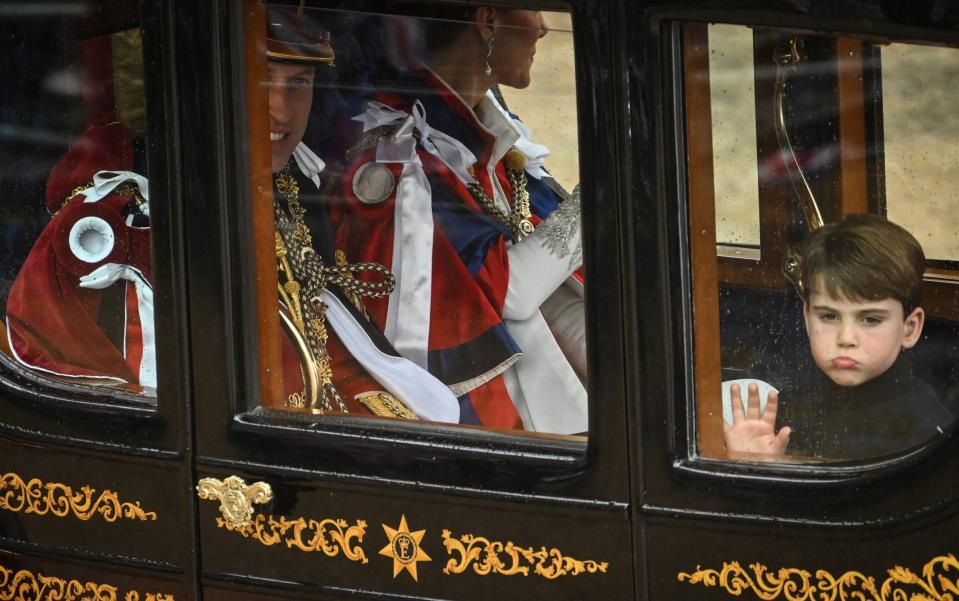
[
  {"left": 273, "top": 166, "right": 400, "bottom": 414},
  {"left": 274, "top": 168, "right": 343, "bottom": 412},
  {"left": 466, "top": 148, "right": 534, "bottom": 242}
]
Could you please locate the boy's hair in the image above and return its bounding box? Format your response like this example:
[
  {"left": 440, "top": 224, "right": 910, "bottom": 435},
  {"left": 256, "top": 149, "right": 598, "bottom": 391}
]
[{"left": 799, "top": 213, "right": 925, "bottom": 316}]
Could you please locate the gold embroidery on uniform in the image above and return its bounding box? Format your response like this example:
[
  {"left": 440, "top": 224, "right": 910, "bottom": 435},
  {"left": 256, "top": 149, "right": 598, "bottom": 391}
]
[
  {"left": 273, "top": 165, "right": 396, "bottom": 414},
  {"left": 277, "top": 228, "right": 320, "bottom": 409},
  {"left": 677, "top": 554, "right": 959, "bottom": 601},
  {"left": 0, "top": 562, "right": 174, "bottom": 601},
  {"left": 286, "top": 391, "right": 308, "bottom": 408},
  {"left": 355, "top": 391, "right": 418, "bottom": 420},
  {"left": 275, "top": 170, "right": 345, "bottom": 413},
  {"left": 441, "top": 530, "right": 608, "bottom": 578},
  {"left": 0, "top": 472, "right": 157, "bottom": 523},
  {"left": 276, "top": 231, "right": 305, "bottom": 332}
]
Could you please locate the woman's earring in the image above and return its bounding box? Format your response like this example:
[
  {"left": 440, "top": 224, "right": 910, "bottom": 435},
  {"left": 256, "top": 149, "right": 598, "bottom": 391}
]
[{"left": 484, "top": 36, "right": 495, "bottom": 76}]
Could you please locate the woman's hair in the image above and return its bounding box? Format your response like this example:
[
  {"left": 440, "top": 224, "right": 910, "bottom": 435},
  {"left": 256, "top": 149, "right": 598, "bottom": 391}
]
[
  {"left": 799, "top": 213, "right": 926, "bottom": 316},
  {"left": 384, "top": 2, "right": 478, "bottom": 53}
]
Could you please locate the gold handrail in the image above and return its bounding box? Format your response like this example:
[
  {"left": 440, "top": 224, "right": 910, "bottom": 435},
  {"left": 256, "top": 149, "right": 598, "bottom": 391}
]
[
  {"left": 774, "top": 37, "right": 824, "bottom": 294},
  {"left": 773, "top": 37, "right": 825, "bottom": 232}
]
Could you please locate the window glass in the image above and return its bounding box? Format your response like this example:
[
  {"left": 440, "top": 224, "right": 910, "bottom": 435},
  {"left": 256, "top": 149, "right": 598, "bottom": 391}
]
[
  {"left": 681, "top": 23, "right": 959, "bottom": 463},
  {"left": 881, "top": 43, "right": 959, "bottom": 262},
  {"left": 500, "top": 11, "right": 578, "bottom": 193},
  {"left": 249, "top": 4, "right": 587, "bottom": 439},
  {"left": 0, "top": 2, "right": 155, "bottom": 399},
  {"left": 708, "top": 24, "right": 760, "bottom": 247}
]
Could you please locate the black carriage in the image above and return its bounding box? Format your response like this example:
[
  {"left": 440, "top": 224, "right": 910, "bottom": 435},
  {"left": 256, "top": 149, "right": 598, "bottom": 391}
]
[{"left": 0, "top": 1, "right": 957, "bottom": 599}]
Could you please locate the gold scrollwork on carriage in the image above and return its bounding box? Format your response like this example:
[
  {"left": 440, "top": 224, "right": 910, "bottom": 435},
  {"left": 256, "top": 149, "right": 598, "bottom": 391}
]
[
  {"left": 0, "top": 562, "right": 173, "bottom": 601},
  {"left": 196, "top": 476, "right": 367, "bottom": 564},
  {"left": 0, "top": 472, "right": 157, "bottom": 523},
  {"left": 219, "top": 514, "right": 369, "bottom": 564},
  {"left": 440, "top": 530, "right": 609, "bottom": 579},
  {"left": 677, "top": 553, "right": 959, "bottom": 601}
]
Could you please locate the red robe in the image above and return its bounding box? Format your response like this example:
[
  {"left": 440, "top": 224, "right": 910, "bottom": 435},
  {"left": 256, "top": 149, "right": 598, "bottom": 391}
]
[{"left": 331, "top": 71, "right": 577, "bottom": 431}]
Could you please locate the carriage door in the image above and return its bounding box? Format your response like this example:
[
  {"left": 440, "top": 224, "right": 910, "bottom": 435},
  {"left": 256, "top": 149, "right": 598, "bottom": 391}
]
[
  {"left": 0, "top": 0, "right": 196, "bottom": 598},
  {"left": 625, "top": 4, "right": 959, "bottom": 599},
  {"left": 181, "top": 0, "right": 637, "bottom": 599}
]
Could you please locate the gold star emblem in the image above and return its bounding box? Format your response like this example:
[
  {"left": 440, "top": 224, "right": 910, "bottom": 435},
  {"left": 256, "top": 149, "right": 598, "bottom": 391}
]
[{"left": 379, "top": 515, "right": 431, "bottom": 581}]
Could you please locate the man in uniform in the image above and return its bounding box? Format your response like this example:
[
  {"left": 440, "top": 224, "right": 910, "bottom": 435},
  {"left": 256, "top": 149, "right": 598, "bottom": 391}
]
[
  {"left": 5, "top": 6, "right": 459, "bottom": 423},
  {"left": 242, "top": 6, "right": 460, "bottom": 420}
]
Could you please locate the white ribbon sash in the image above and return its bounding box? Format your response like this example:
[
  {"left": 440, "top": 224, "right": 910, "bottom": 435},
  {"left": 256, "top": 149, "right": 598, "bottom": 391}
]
[
  {"left": 322, "top": 290, "right": 459, "bottom": 422},
  {"left": 351, "top": 100, "right": 480, "bottom": 370},
  {"left": 78, "top": 170, "right": 150, "bottom": 217},
  {"left": 78, "top": 263, "right": 156, "bottom": 389},
  {"left": 383, "top": 162, "right": 433, "bottom": 369}
]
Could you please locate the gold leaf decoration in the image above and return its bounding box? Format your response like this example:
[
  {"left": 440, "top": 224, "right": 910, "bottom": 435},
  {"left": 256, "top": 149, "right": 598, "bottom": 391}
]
[
  {"left": 195, "top": 476, "right": 273, "bottom": 531},
  {"left": 0, "top": 563, "right": 173, "bottom": 601},
  {"left": 379, "top": 515, "right": 431, "bottom": 581},
  {"left": 677, "top": 554, "right": 959, "bottom": 601},
  {"left": 441, "top": 530, "right": 608, "bottom": 579},
  {"left": 0, "top": 472, "right": 157, "bottom": 523},
  {"left": 214, "top": 513, "right": 368, "bottom": 564}
]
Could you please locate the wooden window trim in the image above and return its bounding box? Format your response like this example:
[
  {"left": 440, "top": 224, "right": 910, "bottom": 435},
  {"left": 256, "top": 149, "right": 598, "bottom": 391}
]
[
  {"left": 683, "top": 22, "right": 725, "bottom": 458},
  {"left": 245, "top": 0, "right": 284, "bottom": 407}
]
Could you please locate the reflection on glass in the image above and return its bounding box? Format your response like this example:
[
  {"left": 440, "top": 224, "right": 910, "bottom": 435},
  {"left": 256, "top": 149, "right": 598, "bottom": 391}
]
[
  {"left": 882, "top": 43, "right": 959, "bottom": 262},
  {"left": 708, "top": 24, "right": 760, "bottom": 247},
  {"left": 683, "top": 25, "right": 959, "bottom": 462},
  {"left": 0, "top": 3, "right": 155, "bottom": 398},
  {"left": 501, "top": 11, "right": 578, "bottom": 193},
  {"left": 257, "top": 4, "right": 587, "bottom": 437}
]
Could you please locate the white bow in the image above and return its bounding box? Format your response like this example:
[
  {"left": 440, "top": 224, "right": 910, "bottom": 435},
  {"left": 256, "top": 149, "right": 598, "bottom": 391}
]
[
  {"left": 81, "top": 170, "right": 150, "bottom": 203},
  {"left": 353, "top": 101, "right": 478, "bottom": 185}
]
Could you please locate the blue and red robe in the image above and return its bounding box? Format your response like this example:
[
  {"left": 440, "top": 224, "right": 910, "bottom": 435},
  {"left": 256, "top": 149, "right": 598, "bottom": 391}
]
[{"left": 331, "top": 70, "right": 579, "bottom": 431}]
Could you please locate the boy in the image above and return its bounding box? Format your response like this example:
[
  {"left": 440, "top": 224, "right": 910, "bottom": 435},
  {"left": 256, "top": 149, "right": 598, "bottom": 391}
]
[{"left": 724, "top": 214, "right": 953, "bottom": 460}]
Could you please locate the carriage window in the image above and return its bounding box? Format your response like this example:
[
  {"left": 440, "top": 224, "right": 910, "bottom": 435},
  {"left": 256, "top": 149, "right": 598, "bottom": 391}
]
[
  {"left": 680, "top": 22, "right": 959, "bottom": 463},
  {"left": 708, "top": 24, "right": 760, "bottom": 248},
  {"left": 881, "top": 43, "right": 959, "bottom": 262},
  {"left": 243, "top": 3, "right": 587, "bottom": 439},
  {"left": 0, "top": 2, "right": 156, "bottom": 400}
]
